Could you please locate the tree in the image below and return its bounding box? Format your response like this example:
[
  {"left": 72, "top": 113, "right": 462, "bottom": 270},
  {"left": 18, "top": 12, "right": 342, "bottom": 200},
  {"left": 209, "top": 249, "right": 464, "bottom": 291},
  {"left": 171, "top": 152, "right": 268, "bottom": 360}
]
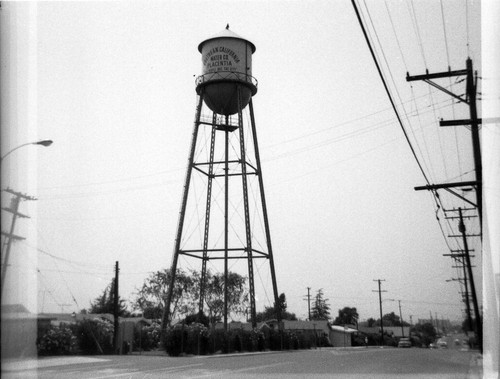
[
  {"left": 333, "top": 306, "right": 359, "bottom": 327},
  {"left": 255, "top": 293, "right": 298, "bottom": 322},
  {"left": 370, "top": 312, "right": 410, "bottom": 327},
  {"left": 412, "top": 322, "right": 437, "bottom": 346},
  {"left": 133, "top": 268, "right": 249, "bottom": 326},
  {"left": 202, "top": 270, "right": 249, "bottom": 325},
  {"left": 382, "top": 312, "right": 401, "bottom": 326},
  {"left": 133, "top": 268, "right": 197, "bottom": 321},
  {"left": 367, "top": 317, "right": 376, "bottom": 327},
  {"left": 89, "top": 279, "right": 129, "bottom": 316},
  {"left": 310, "top": 288, "right": 330, "bottom": 320}
]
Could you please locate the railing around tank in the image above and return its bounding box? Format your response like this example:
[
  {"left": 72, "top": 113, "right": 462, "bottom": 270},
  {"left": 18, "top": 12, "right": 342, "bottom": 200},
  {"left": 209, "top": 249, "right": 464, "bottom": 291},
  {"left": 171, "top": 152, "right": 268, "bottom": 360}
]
[{"left": 195, "top": 71, "right": 258, "bottom": 90}]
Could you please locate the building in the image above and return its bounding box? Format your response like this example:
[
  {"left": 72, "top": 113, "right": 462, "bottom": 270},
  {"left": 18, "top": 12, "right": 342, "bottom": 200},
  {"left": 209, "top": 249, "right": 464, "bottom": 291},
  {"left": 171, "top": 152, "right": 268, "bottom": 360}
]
[
  {"left": 329, "top": 325, "right": 358, "bottom": 347},
  {"left": 357, "top": 325, "right": 411, "bottom": 338},
  {"left": 267, "top": 320, "right": 356, "bottom": 347}
]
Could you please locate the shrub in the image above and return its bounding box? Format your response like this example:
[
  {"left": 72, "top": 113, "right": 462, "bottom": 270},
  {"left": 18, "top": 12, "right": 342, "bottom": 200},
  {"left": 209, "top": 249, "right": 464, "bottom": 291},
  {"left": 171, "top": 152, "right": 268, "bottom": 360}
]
[
  {"left": 232, "top": 333, "right": 242, "bottom": 352},
  {"left": 295, "top": 332, "right": 313, "bottom": 349},
  {"left": 73, "top": 318, "right": 114, "bottom": 354},
  {"left": 164, "top": 322, "right": 210, "bottom": 356},
  {"left": 164, "top": 324, "right": 320, "bottom": 356},
  {"left": 257, "top": 331, "right": 266, "bottom": 351},
  {"left": 164, "top": 326, "right": 185, "bottom": 356},
  {"left": 318, "top": 333, "right": 332, "bottom": 347},
  {"left": 283, "top": 331, "right": 299, "bottom": 350},
  {"left": 269, "top": 329, "right": 282, "bottom": 350},
  {"left": 37, "top": 324, "right": 77, "bottom": 356},
  {"left": 134, "top": 321, "right": 161, "bottom": 351}
]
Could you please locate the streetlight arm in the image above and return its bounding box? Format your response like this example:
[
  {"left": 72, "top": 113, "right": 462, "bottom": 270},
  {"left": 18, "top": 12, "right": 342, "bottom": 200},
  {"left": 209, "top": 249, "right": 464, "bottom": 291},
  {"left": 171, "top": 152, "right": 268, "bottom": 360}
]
[{"left": 1, "top": 140, "right": 53, "bottom": 162}]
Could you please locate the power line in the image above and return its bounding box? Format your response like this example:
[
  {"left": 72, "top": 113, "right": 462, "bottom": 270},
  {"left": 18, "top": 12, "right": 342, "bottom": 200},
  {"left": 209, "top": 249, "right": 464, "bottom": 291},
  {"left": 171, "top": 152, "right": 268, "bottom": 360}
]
[
  {"left": 408, "top": 0, "right": 428, "bottom": 68},
  {"left": 352, "top": 0, "right": 432, "bottom": 187}
]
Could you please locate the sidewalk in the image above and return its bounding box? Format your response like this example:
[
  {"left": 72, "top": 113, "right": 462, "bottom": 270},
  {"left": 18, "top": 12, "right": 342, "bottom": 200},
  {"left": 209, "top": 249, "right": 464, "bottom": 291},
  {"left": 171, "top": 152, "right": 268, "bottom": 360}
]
[
  {"left": 468, "top": 353, "right": 483, "bottom": 379},
  {"left": 2, "top": 356, "right": 109, "bottom": 373}
]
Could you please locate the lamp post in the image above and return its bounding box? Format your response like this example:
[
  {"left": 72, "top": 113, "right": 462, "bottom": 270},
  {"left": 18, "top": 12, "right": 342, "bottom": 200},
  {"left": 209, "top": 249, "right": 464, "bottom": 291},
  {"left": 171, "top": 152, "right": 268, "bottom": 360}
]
[{"left": 1, "top": 140, "right": 53, "bottom": 164}]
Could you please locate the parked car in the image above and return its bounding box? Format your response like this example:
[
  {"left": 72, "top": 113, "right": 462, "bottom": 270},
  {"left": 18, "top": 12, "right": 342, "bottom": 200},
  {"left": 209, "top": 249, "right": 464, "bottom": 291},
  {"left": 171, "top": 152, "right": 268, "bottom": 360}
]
[
  {"left": 398, "top": 338, "right": 412, "bottom": 348},
  {"left": 429, "top": 343, "right": 436, "bottom": 349},
  {"left": 437, "top": 340, "right": 448, "bottom": 348}
]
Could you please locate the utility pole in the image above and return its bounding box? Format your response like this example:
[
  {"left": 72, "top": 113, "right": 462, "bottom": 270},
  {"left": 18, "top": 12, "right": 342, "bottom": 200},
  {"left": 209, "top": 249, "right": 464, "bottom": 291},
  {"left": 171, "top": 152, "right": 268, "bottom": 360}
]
[
  {"left": 398, "top": 300, "right": 405, "bottom": 338},
  {"left": 409, "top": 58, "right": 483, "bottom": 231},
  {"left": 113, "top": 261, "right": 120, "bottom": 353},
  {"left": 1, "top": 189, "right": 36, "bottom": 300},
  {"left": 304, "top": 287, "right": 312, "bottom": 320},
  {"left": 459, "top": 208, "right": 482, "bottom": 354},
  {"left": 447, "top": 256, "right": 473, "bottom": 333},
  {"left": 373, "top": 279, "right": 386, "bottom": 346}
]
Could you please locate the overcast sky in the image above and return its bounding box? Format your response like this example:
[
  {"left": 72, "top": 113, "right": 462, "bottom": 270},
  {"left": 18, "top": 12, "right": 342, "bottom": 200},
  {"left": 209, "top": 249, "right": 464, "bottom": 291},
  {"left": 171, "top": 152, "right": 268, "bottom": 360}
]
[{"left": 2, "top": 0, "right": 495, "bottom": 325}]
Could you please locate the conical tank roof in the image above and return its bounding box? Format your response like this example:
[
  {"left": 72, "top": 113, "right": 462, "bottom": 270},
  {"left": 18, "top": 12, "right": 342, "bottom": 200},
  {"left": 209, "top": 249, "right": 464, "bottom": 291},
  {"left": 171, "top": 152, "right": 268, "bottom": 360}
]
[{"left": 198, "top": 25, "right": 256, "bottom": 53}]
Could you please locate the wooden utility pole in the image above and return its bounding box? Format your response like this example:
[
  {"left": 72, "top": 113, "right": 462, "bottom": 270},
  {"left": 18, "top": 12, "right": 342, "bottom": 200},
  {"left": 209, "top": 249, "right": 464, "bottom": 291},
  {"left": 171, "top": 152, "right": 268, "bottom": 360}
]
[
  {"left": 398, "top": 300, "right": 405, "bottom": 338},
  {"left": 408, "top": 59, "right": 485, "bottom": 354},
  {"left": 459, "top": 209, "right": 482, "bottom": 353},
  {"left": 373, "top": 279, "right": 386, "bottom": 345},
  {"left": 452, "top": 256, "right": 473, "bottom": 333},
  {"left": 1, "top": 189, "right": 36, "bottom": 299},
  {"left": 304, "top": 287, "right": 312, "bottom": 321},
  {"left": 409, "top": 58, "right": 483, "bottom": 231},
  {"left": 113, "top": 261, "right": 120, "bottom": 353}
]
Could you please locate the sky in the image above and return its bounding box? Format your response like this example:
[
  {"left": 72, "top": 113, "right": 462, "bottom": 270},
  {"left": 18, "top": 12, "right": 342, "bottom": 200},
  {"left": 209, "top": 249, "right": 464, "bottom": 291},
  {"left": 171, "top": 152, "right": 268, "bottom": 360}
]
[{"left": 1, "top": 0, "right": 495, "bottom": 327}]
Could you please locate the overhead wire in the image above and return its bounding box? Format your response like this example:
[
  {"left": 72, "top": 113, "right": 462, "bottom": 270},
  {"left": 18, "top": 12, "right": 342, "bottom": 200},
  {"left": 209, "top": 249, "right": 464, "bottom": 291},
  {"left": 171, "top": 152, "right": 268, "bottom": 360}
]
[
  {"left": 408, "top": 0, "right": 428, "bottom": 68},
  {"left": 371, "top": 1, "right": 437, "bottom": 182},
  {"left": 351, "top": 0, "right": 433, "bottom": 187},
  {"left": 408, "top": 86, "right": 438, "bottom": 181},
  {"left": 465, "top": 0, "right": 470, "bottom": 57},
  {"left": 439, "top": 0, "right": 464, "bottom": 187},
  {"left": 352, "top": 0, "right": 475, "bottom": 294}
]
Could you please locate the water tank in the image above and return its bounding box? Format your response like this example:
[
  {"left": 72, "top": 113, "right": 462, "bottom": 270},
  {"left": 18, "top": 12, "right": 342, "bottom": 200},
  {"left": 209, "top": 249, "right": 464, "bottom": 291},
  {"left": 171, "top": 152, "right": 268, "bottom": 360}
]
[{"left": 196, "top": 26, "right": 257, "bottom": 116}]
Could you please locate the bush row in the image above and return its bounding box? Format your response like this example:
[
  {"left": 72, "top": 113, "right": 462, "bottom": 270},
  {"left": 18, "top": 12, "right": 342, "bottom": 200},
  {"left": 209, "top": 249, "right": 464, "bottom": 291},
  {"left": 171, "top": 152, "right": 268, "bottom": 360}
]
[
  {"left": 163, "top": 323, "right": 330, "bottom": 356},
  {"left": 37, "top": 318, "right": 115, "bottom": 356},
  {"left": 37, "top": 319, "right": 331, "bottom": 356}
]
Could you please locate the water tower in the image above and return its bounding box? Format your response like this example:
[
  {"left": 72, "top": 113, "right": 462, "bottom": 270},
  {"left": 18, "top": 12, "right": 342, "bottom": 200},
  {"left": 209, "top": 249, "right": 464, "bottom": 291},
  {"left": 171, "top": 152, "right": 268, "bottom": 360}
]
[{"left": 163, "top": 26, "right": 281, "bottom": 331}]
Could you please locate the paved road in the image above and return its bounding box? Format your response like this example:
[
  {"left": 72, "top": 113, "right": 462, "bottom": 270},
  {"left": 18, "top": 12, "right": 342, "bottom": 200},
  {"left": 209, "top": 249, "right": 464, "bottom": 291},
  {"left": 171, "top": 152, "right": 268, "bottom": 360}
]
[{"left": 3, "top": 347, "right": 482, "bottom": 379}]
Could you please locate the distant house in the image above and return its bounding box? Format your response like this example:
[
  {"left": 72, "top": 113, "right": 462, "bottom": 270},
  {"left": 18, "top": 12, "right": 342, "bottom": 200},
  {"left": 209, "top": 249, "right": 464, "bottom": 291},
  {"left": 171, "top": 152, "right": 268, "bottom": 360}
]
[
  {"left": 329, "top": 325, "right": 358, "bottom": 347},
  {"left": 214, "top": 321, "right": 268, "bottom": 332},
  {"left": 358, "top": 325, "right": 410, "bottom": 338},
  {"left": 267, "top": 320, "right": 356, "bottom": 347}
]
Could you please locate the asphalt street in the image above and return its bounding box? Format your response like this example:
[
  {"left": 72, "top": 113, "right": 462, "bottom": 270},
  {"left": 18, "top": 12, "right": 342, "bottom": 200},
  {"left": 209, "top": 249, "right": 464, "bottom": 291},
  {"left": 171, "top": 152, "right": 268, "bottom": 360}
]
[{"left": 3, "top": 346, "right": 482, "bottom": 379}]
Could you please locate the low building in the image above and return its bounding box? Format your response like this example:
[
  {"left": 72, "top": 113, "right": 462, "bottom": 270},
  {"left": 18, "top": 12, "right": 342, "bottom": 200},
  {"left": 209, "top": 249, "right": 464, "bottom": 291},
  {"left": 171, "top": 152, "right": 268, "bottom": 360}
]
[
  {"left": 358, "top": 325, "right": 411, "bottom": 338},
  {"left": 267, "top": 320, "right": 357, "bottom": 347},
  {"left": 214, "top": 321, "right": 267, "bottom": 332},
  {"left": 329, "top": 325, "right": 358, "bottom": 347}
]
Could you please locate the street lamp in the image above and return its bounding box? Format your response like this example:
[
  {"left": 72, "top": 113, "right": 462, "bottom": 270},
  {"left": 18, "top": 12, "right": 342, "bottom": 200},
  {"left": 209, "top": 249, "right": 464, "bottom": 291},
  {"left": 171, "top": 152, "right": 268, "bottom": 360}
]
[{"left": 1, "top": 140, "right": 53, "bottom": 163}]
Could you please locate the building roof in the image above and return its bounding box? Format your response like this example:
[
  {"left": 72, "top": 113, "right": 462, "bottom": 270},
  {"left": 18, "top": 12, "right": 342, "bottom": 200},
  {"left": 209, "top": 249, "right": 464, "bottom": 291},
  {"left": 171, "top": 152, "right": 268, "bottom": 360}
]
[
  {"left": 358, "top": 325, "right": 410, "bottom": 337},
  {"left": 330, "top": 325, "right": 358, "bottom": 334},
  {"left": 198, "top": 26, "right": 256, "bottom": 53},
  {"left": 120, "top": 317, "right": 153, "bottom": 325},
  {"left": 214, "top": 321, "right": 268, "bottom": 331}
]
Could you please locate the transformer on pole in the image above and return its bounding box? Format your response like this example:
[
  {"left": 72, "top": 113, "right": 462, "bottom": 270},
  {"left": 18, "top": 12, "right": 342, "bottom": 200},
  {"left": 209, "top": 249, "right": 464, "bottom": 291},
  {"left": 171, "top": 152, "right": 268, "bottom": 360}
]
[{"left": 162, "top": 27, "right": 281, "bottom": 332}]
